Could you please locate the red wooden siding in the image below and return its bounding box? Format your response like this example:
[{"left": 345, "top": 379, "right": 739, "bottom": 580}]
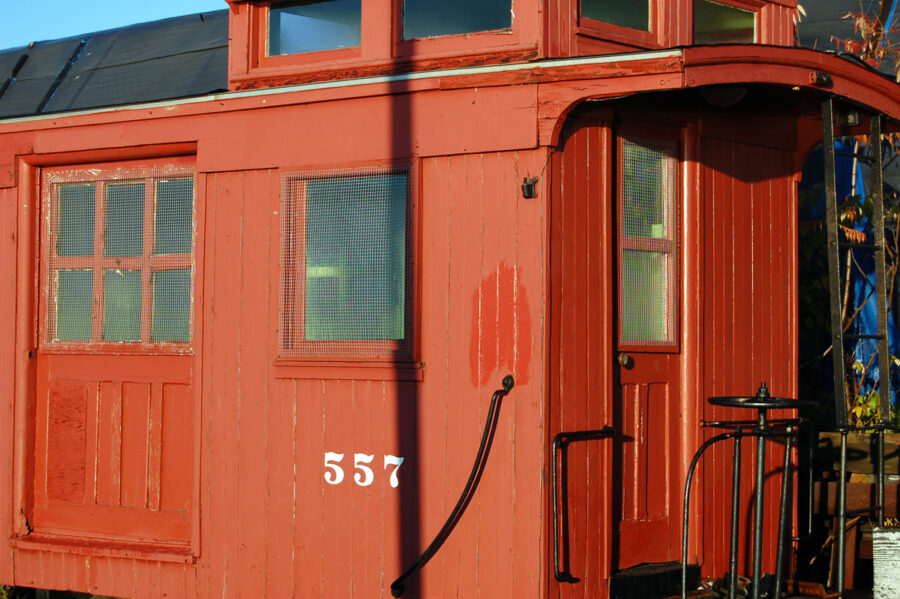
[
  {"left": 9, "top": 154, "right": 546, "bottom": 598},
  {"left": 416, "top": 151, "right": 544, "bottom": 598},
  {"left": 0, "top": 186, "right": 18, "bottom": 585},
  {"left": 759, "top": 2, "right": 798, "bottom": 46},
  {"left": 550, "top": 119, "right": 614, "bottom": 599},
  {"left": 698, "top": 136, "right": 798, "bottom": 577},
  {"left": 4, "top": 40, "right": 899, "bottom": 599}
]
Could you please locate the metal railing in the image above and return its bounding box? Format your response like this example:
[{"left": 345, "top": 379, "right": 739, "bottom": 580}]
[{"left": 390, "top": 375, "right": 515, "bottom": 597}]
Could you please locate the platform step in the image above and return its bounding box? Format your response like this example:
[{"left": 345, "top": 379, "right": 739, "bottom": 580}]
[{"left": 611, "top": 561, "right": 699, "bottom": 599}]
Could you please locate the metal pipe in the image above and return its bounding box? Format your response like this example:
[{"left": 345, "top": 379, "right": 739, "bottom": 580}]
[
  {"left": 878, "top": 427, "right": 886, "bottom": 527},
  {"left": 822, "top": 97, "right": 849, "bottom": 426},
  {"left": 808, "top": 423, "right": 815, "bottom": 537},
  {"left": 751, "top": 409, "right": 767, "bottom": 599},
  {"left": 551, "top": 428, "right": 615, "bottom": 582},
  {"left": 836, "top": 429, "right": 848, "bottom": 593},
  {"left": 773, "top": 426, "right": 794, "bottom": 599},
  {"left": 551, "top": 433, "right": 562, "bottom": 581},
  {"left": 681, "top": 431, "right": 736, "bottom": 599},
  {"left": 728, "top": 433, "right": 742, "bottom": 599}
]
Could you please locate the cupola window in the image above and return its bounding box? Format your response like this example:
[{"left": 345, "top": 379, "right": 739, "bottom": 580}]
[
  {"left": 402, "top": 0, "right": 512, "bottom": 39},
  {"left": 581, "top": 1, "right": 650, "bottom": 32},
  {"left": 268, "top": 0, "right": 362, "bottom": 56},
  {"left": 693, "top": 0, "right": 756, "bottom": 44}
]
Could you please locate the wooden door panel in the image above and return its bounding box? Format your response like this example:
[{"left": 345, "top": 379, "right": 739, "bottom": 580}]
[
  {"left": 96, "top": 381, "right": 120, "bottom": 506},
  {"left": 32, "top": 503, "right": 189, "bottom": 541},
  {"left": 159, "top": 383, "right": 193, "bottom": 513},
  {"left": 44, "top": 380, "right": 90, "bottom": 503},
  {"left": 616, "top": 374, "right": 677, "bottom": 568},
  {"left": 619, "top": 381, "right": 671, "bottom": 522},
  {"left": 34, "top": 354, "right": 193, "bottom": 543},
  {"left": 33, "top": 161, "right": 199, "bottom": 548}
]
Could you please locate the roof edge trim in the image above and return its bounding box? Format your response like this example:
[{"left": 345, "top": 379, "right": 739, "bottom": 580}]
[{"left": 0, "top": 50, "right": 683, "bottom": 125}]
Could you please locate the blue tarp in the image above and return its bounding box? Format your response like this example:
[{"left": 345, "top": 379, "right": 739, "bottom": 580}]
[{"left": 805, "top": 140, "right": 900, "bottom": 414}]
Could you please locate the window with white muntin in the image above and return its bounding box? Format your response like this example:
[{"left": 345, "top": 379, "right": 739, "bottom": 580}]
[{"left": 43, "top": 161, "right": 196, "bottom": 349}]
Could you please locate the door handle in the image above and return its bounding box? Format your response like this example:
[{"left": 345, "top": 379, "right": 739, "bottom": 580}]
[
  {"left": 552, "top": 427, "right": 615, "bottom": 583},
  {"left": 550, "top": 426, "right": 616, "bottom": 583},
  {"left": 617, "top": 352, "right": 633, "bottom": 368}
]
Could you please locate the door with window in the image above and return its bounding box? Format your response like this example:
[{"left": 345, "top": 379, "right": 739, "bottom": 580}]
[
  {"left": 613, "top": 130, "right": 682, "bottom": 569},
  {"left": 33, "top": 158, "right": 198, "bottom": 545},
  {"left": 551, "top": 115, "right": 682, "bottom": 597}
]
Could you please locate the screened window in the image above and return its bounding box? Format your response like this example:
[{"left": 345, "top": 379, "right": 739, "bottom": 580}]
[
  {"left": 582, "top": 0, "right": 650, "bottom": 31},
  {"left": 402, "top": 0, "right": 512, "bottom": 39},
  {"left": 693, "top": 0, "right": 756, "bottom": 44},
  {"left": 268, "top": 0, "right": 361, "bottom": 56},
  {"left": 618, "top": 137, "right": 678, "bottom": 347},
  {"left": 281, "top": 166, "right": 410, "bottom": 358},
  {"left": 43, "top": 164, "right": 195, "bottom": 346}
]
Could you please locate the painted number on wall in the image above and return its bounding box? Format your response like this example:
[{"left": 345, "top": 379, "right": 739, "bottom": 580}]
[{"left": 324, "top": 452, "right": 405, "bottom": 488}]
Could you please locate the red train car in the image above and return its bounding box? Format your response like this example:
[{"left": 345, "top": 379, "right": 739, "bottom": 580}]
[{"left": 0, "top": 1, "right": 897, "bottom": 597}]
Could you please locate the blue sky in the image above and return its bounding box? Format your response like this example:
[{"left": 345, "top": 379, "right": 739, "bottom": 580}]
[{"left": 0, "top": 1, "right": 229, "bottom": 50}]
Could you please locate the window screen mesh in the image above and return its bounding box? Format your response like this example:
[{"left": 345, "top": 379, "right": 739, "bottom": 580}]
[
  {"left": 619, "top": 137, "right": 677, "bottom": 346},
  {"left": 43, "top": 164, "right": 195, "bottom": 347},
  {"left": 57, "top": 184, "right": 95, "bottom": 256},
  {"left": 281, "top": 166, "right": 410, "bottom": 358}
]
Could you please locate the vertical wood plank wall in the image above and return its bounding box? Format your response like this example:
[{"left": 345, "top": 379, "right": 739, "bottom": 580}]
[
  {"left": 0, "top": 187, "right": 17, "bottom": 586},
  {"left": 5, "top": 152, "right": 547, "bottom": 598},
  {"left": 549, "top": 120, "right": 614, "bottom": 599},
  {"left": 699, "top": 137, "right": 798, "bottom": 577}
]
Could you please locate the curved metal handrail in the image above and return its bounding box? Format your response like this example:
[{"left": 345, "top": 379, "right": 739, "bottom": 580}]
[
  {"left": 681, "top": 426, "right": 800, "bottom": 599},
  {"left": 681, "top": 431, "right": 737, "bottom": 599},
  {"left": 390, "top": 375, "right": 515, "bottom": 597}
]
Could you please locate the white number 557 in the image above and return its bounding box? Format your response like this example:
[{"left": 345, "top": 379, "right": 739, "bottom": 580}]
[{"left": 323, "top": 452, "right": 404, "bottom": 488}]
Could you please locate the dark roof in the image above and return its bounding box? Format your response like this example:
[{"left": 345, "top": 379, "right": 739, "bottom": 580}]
[{"left": 0, "top": 10, "right": 228, "bottom": 119}]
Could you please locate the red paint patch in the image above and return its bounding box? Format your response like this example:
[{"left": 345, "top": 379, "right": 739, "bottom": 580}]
[{"left": 470, "top": 262, "right": 532, "bottom": 387}]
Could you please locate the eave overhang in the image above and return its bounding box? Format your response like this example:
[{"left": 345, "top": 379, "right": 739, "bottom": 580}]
[
  {"left": 681, "top": 45, "right": 900, "bottom": 123},
  {"left": 1, "top": 45, "right": 898, "bottom": 148}
]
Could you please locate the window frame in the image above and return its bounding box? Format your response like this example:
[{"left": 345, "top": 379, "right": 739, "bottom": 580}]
[
  {"left": 692, "top": 0, "right": 762, "bottom": 45},
  {"left": 266, "top": 0, "right": 363, "bottom": 58},
  {"left": 577, "top": 0, "right": 662, "bottom": 48},
  {"left": 40, "top": 157, "right": 197, "bottom": 355},
  {"left": 234, "top": 0, "right": 537, "bottom": 87},
  {"left": 392, "top": 0, "right": 523, "bottom": 60},
  {"left": 278, "top": 163, "right": 414, "bottom": 361},
  {"left": 250, "top": 0, "right": 363, "bottom": 71},
  {"left": 615, "top": 128, "right": 681, "bottom": 353}
]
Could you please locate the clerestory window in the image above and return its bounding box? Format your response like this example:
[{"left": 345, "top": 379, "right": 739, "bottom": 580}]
[
  {"left": 693, "top": 0, "right": 757, "bottom": 44},
  {"left": 401, "top": 0, "right": 512, "bottom": 40},
  {"left": 581, "top": 0, "right": 650, "bottom": 32},
  {"left": 267, "top": 0, "right": 362, "bottom": 56}
]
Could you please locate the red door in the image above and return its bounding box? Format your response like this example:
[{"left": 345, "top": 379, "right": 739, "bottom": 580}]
[
  {"left": 551, "top": 113, "right": 683, "bottom": 598},
  {"left": 612, "top": 129, "right": 682, "bottom": 569},
  {"left": 32, "top": 159, "right": 198, "bottom": 547}
]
